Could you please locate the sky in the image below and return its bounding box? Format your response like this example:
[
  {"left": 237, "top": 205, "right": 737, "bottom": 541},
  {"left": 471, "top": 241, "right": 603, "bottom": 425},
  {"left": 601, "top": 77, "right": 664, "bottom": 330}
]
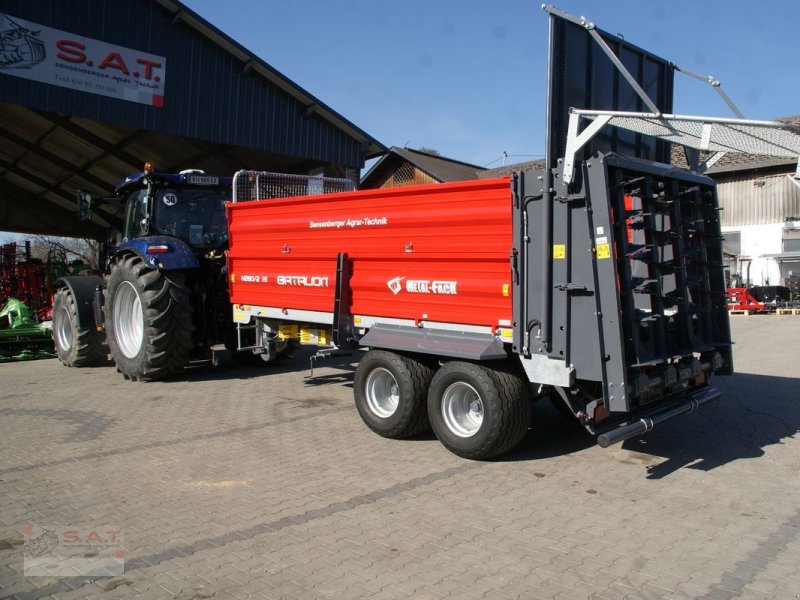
[
  {"left": 2, "top": 0, "right": 798, "bottom": 245},
  {"left": 180, "top": 0, "right": 800, "bottom": 169}
]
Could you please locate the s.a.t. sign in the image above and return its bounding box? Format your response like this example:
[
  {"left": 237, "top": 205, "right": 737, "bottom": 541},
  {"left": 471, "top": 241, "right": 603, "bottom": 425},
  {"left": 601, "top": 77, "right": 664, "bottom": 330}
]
[{"left": 0, "top": 12, "right": 166, "bottom": 107}]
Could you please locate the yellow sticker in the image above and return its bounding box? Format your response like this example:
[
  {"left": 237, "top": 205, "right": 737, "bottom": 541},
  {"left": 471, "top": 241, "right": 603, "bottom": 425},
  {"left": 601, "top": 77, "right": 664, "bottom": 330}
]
[
  {"left": 278, "top": 324, "right": 299, "bottom": 340},
  {"left": 596, "top": 243, "right": 611, "bottom": 259},
  {"left": 502, "top": 283, "right": 509, "bottom": 297},
  {"left": 553, "top": 244, "right": 566, "bottom": 259}
]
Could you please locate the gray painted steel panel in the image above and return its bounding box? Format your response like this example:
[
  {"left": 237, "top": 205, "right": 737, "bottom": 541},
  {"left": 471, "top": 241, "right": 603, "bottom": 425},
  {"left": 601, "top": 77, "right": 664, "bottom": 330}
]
[
  {"left": 512, "top": 155, "right": 731, "bottom": 412},
  {"left": 358, "top": 325, "right": 508, "bottom": 361},
  {"left": 546, "top": 13, "right": 674, "bottom": 169},
  {"left": 717, "top": 173, "right": 800, "bottom": 227},
  {"left": 0, "top": 0, "right": 368, "bottom": 169}
]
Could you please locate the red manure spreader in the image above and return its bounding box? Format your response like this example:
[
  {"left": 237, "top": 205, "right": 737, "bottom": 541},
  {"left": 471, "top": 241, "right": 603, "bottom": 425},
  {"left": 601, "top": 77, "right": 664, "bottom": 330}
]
[
  {"left": 226, "top": 161, "right": 733, "bottom": 459},
  {"left": 219, "top": 4, "right": 800, "bottom": 459}
]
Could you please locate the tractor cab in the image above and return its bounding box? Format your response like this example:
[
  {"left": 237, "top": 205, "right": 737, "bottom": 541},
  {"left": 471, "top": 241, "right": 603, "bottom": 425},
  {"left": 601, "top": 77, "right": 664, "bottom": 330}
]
[{"left": 117, "top": 166, "right": 232, "bottom": 251}]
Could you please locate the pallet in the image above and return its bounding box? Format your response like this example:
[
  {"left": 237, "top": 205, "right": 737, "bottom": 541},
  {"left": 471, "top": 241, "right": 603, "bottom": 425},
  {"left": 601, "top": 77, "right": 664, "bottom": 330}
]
[{"left": 728, "top": 308, "right": 800, "bottom": 316}]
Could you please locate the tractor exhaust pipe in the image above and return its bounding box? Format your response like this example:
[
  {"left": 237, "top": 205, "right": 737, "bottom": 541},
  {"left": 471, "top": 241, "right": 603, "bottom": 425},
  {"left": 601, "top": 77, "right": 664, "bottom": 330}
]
[{"left": 597, "top": 387, "right": 721, "bottom": 448}]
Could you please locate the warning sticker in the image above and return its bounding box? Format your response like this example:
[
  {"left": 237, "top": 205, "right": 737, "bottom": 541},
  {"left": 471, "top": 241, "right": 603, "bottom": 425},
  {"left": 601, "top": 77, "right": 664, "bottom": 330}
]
[
  {"left": 553, "top": 244, "right": 566, "bottom": 260},
  {"left": 596, "top": 243, "right": 611, "bottom": 260}
]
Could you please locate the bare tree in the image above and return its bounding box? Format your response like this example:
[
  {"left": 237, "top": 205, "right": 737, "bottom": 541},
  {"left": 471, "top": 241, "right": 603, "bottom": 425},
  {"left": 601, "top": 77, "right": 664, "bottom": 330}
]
[
  {"left": 28, "top": 235, "right": 100, "bottom": 271},
  {"left": 417, "top": 147, "right": 441, "bottom": 156}
]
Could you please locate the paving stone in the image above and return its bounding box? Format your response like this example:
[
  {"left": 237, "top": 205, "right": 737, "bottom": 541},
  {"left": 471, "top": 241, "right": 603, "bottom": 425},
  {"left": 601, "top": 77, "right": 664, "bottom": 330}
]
[{"left": 0, "top": 319, "right": 799, "bottom": 600}]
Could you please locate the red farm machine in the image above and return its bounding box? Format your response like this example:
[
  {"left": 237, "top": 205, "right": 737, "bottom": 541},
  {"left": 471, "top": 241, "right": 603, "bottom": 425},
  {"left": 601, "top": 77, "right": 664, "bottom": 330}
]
[
  {"left": 0, "top": 240, "right": 78, "bottom": 361},
  {"left": 223, "top": 6, "right": 800, "bottom": 458}
]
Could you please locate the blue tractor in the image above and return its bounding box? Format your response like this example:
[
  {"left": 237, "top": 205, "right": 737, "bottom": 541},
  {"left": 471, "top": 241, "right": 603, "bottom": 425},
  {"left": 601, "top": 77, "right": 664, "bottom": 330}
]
[{"left": 52, "top": 165, "right": 292, "bottom": 380}]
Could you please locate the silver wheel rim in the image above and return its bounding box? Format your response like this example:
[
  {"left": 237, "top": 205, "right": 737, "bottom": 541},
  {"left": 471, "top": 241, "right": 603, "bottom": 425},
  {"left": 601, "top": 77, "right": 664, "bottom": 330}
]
[
  {"left": 54, "top": 306, "right": 72, "bottom": 352},
  {"left": 250, "top": 350, "right": 271, "bottom": 362},
  {"left": 113, "top": 281, "right": 143, "bottom": 359},
  {"left": 441, "top": 382, "right": 483, "bottom": 437},
  {"left": 365, "top": 367, "right": 400, "bottom": 418}
]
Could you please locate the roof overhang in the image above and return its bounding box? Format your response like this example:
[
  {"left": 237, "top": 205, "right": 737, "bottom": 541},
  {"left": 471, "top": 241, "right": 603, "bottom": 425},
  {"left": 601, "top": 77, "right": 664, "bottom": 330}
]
[
  {"left": 0, "top": 0, "right": 386, "bottom": 239},
  {"left": 0, "top": 102, "right": 350, "bottom": 238},
  {"left": 762, "top": 252, "right": 800, "bottom": 262},
  {"left": 155, "top": 0, "right": 385, "bottom": 159}
]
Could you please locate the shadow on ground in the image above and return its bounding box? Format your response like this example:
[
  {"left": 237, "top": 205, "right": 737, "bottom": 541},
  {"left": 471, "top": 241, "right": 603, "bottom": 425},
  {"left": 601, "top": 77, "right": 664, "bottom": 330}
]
[
  {"left": 170, "top": 353, "right": 800, "bottom": 476},
  {"left": 495, "top": 399, "right": 595, "bottom": 461},
  {"left": 618, "top": 372, "right": 800, "bottom": 478},
  {"left": 482, "top": 371, "right": 799, "bottom": 472},
  {"left": 173, "top": 347, "right": 359, "bottom": 383}
]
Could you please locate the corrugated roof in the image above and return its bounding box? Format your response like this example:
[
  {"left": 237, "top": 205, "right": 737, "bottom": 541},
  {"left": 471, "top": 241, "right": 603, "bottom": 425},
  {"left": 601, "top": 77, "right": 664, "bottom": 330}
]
[
  {"left": 671, "top": 115, "right": 800, "bottom": 175},
  {"left": 477, "top": 160, "right": 546, "bottom": 179},
  {"left": 361, "top": 147, "right": 486, "bottom": 187}
]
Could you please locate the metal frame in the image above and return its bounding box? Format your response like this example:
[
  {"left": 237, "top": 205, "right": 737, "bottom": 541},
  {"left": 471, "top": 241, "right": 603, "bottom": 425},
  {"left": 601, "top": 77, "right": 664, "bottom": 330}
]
[
  {"left": 543, "top": 4, "right": 741, "bottom": 118},
  {"left": 542, "top": 3, "right": 674, "bottom": 183},
  {"left": 513, "top": 154, "right": 731, "bottom": 412},
  {"left": 563, "top": 110, "right": 800, "bottom": 184},
  {"left": 358, "top": 324, "right": 507, "bottom": 361},
  {"left": 332, "top": 252, "right": 358, "bottom": 351},
  {"left": 543, "top": 5, "right": 800, "bottom": 185},
  {"left": 542, "top": 5, "right": 662, "bottom": 116},
  {"left": 670, "top": 63, "right": 744, "bottom": 118},
  {"left": 232, "top": 170, "right": 354, "bottom": 203}
]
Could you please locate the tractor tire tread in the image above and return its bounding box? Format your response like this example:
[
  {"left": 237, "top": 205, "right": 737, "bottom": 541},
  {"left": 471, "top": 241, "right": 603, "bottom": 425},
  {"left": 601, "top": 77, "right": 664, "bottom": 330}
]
[
  {"left": 105, "top": 255, "right": 193, "bottom": 381},
  {"left": 52, "top": 287, "right": 107, "bottom": 367}
]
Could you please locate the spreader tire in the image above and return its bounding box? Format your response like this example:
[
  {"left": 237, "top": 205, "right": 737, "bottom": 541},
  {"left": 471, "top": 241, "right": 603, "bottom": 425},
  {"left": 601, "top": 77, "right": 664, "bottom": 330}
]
[
  {"left": 427, "top": 361, "right": 531, "bottom": 460},
  {"left": 354, "top": 350, "right": 434, "bottom": 439}
]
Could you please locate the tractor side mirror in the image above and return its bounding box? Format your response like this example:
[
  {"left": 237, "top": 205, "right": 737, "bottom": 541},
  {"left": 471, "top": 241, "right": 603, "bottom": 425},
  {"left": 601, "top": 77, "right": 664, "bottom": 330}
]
[{"left": 77, "top": 190, "right": 93, "bottom": 221}]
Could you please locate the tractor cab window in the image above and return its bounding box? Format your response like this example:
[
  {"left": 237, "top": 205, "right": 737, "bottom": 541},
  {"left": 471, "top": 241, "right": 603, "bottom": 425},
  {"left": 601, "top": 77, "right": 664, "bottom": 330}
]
[
  {"left": 122, "top": 190, "right": 149, "bottom": 242},
  {"left": 153, "top": 187, "right": 229, "bottom": 248}
]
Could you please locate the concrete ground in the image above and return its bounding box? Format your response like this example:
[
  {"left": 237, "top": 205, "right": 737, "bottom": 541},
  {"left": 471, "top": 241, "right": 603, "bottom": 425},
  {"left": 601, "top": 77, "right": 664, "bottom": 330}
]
[{"left": 0, "top": 315, "right": 798, "bottom": 600}]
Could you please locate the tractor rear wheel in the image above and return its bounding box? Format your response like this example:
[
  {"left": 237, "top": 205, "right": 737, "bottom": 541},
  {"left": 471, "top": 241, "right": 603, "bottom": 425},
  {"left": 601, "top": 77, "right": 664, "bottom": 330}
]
[
  {"left": 105, "top": 255, "right": 194, "bottom": 381},
  {"left": 52, "top": 287, "right": 107, "bottom": 367}
]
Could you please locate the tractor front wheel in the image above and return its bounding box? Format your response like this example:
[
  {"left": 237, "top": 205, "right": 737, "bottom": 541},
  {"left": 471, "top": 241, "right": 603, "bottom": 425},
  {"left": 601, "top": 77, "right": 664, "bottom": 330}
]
[{"left": 52, "top": 287, "right": 107, "bottom": 367}]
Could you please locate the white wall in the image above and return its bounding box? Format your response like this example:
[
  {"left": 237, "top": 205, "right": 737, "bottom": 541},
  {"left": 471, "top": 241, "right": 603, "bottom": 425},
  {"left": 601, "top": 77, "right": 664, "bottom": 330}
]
[{"left": 722, "top": 224, "right": 783, "bottom": 286}]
